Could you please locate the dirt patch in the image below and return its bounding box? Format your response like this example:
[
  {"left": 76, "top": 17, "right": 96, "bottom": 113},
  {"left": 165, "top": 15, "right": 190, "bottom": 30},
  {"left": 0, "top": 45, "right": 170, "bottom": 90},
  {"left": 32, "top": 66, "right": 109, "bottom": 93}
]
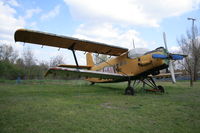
[{"left": 100, "top": 102, "right": 118, "bottom": 109}]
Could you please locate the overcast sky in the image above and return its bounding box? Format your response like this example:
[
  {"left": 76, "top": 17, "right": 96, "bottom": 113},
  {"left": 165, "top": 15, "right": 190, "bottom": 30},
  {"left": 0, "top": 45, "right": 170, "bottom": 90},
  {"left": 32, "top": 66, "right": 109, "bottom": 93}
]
[{"left": 0, "top": 0, "right": 200, "bottom": 65}]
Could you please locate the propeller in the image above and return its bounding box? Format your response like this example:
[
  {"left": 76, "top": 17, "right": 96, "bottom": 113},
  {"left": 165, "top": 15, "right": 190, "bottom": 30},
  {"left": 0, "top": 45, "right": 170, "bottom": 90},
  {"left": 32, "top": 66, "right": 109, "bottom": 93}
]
[
  {"left": 163, "top": 32, "right": 176, "bottom": 83},
  {"left": 151, "top": 33, "right": 187, "bottom": 83},
  {"left": 152, "top": 33, "right": 180, "bottom": 83}
]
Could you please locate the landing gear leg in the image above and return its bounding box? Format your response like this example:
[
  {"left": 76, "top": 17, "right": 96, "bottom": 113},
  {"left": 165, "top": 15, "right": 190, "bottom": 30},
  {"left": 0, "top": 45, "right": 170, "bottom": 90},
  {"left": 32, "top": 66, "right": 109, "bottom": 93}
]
[
  {"left": 143, "top": 77, "right": 165, "bottom": 93},
  {"left": 125, "top": 79, "right": 135, "bottom": 95}
]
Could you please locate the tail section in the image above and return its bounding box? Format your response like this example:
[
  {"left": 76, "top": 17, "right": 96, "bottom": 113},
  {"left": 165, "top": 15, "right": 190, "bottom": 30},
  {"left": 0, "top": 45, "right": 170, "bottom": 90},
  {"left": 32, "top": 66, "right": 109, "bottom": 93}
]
[{"left": 86, "top": 52, "right": 94, "bottom": 67}]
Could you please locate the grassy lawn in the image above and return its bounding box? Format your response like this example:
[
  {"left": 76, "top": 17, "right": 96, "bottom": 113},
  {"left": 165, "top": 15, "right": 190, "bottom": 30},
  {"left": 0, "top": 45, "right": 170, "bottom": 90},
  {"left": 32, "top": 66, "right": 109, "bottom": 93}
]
[{"left": 0, "top": 80, "right": 200, "bottom": 133}]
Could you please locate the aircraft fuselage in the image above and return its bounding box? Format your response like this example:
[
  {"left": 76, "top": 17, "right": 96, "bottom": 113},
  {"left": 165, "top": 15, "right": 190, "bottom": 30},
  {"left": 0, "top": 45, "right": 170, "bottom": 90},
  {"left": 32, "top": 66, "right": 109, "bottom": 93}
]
[{"left": 87, "top": 47, "right": 169, "bottom": 83}]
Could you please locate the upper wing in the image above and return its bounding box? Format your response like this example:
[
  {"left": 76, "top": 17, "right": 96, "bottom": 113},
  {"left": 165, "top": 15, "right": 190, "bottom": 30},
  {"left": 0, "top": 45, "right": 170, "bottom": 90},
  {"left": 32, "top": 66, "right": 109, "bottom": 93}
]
[
  {"left": 45, "top": 67, "right": 128, "bottom": 80},
  {"left": 14, "top": 29, "right": 128, "bottom": 56}
]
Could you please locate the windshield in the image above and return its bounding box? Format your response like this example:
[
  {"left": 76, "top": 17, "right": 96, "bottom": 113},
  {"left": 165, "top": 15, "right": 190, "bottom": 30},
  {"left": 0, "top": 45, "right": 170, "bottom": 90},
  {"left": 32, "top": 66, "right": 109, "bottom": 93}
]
[{"left": 128, "top": 48, "right": 149, "bottom": 59}]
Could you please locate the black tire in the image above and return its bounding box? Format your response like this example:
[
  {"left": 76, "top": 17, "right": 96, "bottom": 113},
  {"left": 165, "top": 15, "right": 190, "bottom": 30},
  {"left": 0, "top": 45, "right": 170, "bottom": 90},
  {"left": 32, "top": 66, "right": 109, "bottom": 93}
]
[
  {"left": 157, "top": 85, "right": 165, "bottom": 93},
  {"left": 125, "top": 87, "right": 135, "bottom": 95},
  {"left": 90, "top": 82, "right": 95, "bottom": 85}
]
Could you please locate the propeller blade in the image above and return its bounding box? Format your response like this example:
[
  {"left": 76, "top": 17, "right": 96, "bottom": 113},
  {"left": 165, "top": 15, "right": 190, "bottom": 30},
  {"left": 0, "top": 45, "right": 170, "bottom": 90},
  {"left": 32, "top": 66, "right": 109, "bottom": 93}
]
[
  {"left": 170, "top": 54, "right": 186, "bottom": 60},
  {"left": 169, "top": 60, "right": 176, "bottom": 83},
  {"left": 163, "top": 32, "right": 176, "bottom": 83},
  {"left": 152, "top": 54, "right": 168, "bottom": 59},
  {"left": 163, "top": 32, "right": 171, "bottom": 76},
  {"left": 163, "top": 32, "right": 168, "bottom": 51}
]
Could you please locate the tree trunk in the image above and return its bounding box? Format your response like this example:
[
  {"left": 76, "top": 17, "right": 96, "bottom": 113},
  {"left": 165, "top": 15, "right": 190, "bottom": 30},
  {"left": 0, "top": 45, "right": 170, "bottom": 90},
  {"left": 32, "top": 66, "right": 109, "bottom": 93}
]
[{"left": 190, "top": 72, "right": 193, "bottom": 87}]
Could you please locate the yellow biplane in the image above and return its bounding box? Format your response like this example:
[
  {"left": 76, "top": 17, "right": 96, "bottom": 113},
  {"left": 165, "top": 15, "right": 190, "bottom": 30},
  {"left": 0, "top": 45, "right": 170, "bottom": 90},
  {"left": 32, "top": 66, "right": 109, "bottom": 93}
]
[{"left": 14, "top": 29, "right": 186, "bottom": 95}]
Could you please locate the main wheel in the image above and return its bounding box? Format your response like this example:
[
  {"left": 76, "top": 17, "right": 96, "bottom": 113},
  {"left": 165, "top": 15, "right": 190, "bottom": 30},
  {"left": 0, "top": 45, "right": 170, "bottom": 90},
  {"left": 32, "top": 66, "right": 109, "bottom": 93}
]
[
  {"left": 125, "top": 87, "right": 135, "bottom": 95},
  {"left": 157, "top": 85, "right": 165, "bottom": 93}
]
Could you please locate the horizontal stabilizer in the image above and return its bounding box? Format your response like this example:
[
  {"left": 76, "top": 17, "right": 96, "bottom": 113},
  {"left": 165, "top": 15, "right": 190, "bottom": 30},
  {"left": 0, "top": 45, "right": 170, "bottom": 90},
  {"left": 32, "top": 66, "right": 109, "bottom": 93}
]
[{"left": 153, "top": 72, "right": 182, "bottom": 78}]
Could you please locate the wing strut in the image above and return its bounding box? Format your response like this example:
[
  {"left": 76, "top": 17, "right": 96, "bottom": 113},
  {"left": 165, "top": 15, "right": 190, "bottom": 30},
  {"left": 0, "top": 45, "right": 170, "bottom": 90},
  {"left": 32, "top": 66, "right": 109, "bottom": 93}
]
[
  {"left": 69, "top": 43, "right": 79, "bottom": 67},
  {"left": 71, "top": 49, "right": 79, "bottom": 67}
]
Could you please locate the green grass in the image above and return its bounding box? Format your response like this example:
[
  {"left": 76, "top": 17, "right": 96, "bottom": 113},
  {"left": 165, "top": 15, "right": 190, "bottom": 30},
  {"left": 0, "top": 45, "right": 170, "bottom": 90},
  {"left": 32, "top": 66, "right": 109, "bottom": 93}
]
[{"left": 0, "top": 80, "right": 200, "bottom": 133}]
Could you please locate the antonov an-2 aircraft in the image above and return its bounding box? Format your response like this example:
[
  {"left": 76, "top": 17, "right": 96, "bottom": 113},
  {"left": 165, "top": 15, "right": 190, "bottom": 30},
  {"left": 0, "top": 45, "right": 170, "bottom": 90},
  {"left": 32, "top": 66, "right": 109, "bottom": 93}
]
[{"left": 14, "top": 29, "right": 186, "bottom": 95}]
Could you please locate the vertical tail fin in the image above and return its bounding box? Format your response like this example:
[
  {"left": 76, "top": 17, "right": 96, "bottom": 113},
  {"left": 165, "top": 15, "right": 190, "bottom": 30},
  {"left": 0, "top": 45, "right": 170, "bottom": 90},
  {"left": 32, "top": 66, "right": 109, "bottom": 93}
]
[{"left": 86, "top": 52, "right": 94, "bottom": 67}]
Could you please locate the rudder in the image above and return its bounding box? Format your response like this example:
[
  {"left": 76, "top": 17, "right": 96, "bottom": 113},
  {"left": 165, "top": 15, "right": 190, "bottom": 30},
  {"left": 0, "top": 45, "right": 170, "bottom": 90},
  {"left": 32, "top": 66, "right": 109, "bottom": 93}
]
[{"left": 86, "top": 52, "right": 94, "bottom": 67}]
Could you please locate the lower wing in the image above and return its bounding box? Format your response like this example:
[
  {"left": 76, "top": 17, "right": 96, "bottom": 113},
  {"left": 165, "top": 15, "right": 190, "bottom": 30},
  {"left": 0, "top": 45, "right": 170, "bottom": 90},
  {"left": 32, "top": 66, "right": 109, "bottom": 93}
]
[
  {"left": 58, "top": 64, "right": 92, "bottom": 69},
  {"left": 45, "top": 67, "right": 128, "bottom": 80}
]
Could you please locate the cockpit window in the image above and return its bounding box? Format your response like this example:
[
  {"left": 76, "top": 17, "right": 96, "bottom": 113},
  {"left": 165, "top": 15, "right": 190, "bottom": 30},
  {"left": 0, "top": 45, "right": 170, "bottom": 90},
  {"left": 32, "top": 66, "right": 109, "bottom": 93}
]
[
  {"left": 128, "top": 48, "right": 149, "bottom": 59},
  {"left": 155, "top": 47, "right": 165, "bottom": 52}
]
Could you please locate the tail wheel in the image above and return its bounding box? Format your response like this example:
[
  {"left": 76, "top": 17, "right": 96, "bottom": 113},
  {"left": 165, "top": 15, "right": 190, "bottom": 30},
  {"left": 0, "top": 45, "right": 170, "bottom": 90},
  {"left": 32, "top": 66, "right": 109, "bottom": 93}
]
[
  {"left": 157, "top": 85, "right": 165, "bottom": 93},
  {"left": 90, "top": 82, "right": 95, "bottom": 85},
  {"left": 125, "top": 87, "right": 135, "bottom": 95}
]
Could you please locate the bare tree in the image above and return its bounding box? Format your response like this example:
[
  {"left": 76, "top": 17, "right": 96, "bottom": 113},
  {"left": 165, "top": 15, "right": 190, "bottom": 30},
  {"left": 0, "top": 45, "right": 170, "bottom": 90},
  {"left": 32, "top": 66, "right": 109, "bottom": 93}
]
[
  {"left": 22, "top": 47, "right": 36, "bottom": 67},
  {"left": 22, "top": 47, "right": 37, "bottom": 79},
  {"left": 177, "top": 26, "right": 200, "bottom": 86},
  {"left": 39, "top": 61, "right": 49, "bottom": 70},
  {"left": 49, "top": 55, "right": 65, "bottom": 67},
  {"left": 16, "top": 58, "right": 24, "bottom": 67},
  {"left": 94, "top": 54, "right": 109, "bottom": 65},
  {"left": 0, "top": 44, "right": 18, "bottom": 63}
]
